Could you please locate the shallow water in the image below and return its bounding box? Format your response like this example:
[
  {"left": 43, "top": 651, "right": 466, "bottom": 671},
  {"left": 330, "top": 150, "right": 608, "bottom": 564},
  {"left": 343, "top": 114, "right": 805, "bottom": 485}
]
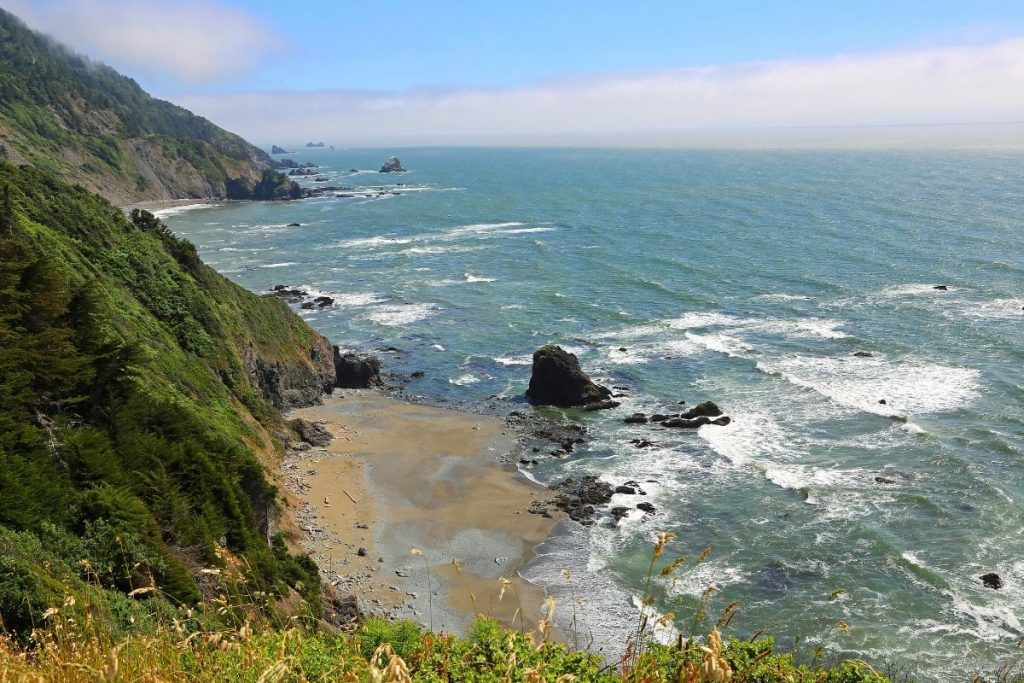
[{"left": 163, "top": 147, "right": 1024, "bottom": 681}]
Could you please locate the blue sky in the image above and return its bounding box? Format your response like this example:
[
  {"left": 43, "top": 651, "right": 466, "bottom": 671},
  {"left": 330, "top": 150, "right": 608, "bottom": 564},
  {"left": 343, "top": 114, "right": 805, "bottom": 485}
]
[
  {"left": 7, "top": 0, "right": 1024, "bottom": 143},
  {"left": 186, "top": 0, "right": 1024, "bottom": 94},
  {"left": 175, "top": 0, "right": 1024, "bottom": 92}
]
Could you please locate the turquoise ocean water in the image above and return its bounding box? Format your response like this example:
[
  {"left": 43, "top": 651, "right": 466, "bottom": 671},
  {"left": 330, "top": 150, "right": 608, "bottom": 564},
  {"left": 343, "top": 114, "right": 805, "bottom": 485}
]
[{"left": 163, "top": 147, "right": 1024, "bottom": 681}]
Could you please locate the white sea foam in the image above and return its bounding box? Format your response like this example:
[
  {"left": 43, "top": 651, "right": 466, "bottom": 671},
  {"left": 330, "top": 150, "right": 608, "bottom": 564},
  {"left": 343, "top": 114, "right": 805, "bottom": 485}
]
[
  {"left": 151, "top": 203, "right": 215, "bottom": 218},
  {"left": 449, "top": 374, "right": 480, "bottom": 386},
  {"left": 698, "top": 411, "right": 796, "bottom": 466},
  {"left": 754, "top": 318, "right": 849, "bottom": 339},
  {"left": 261, "top": 262, "right": 297, "bottom": 268},
  {"left": 442, "top": 221, "right": 525, "bottom": 236},
  {"left": 363, "top": 303, "right": 439, "bottom": 326},
  {"left": 753, "top": 293, "right": 812, "bottom": 301},
  {"left": 948, "top": 297, "right": 1024, "bottom": 322},
  {"left": 669, "top": 558, "right": 749, "bottom": 598},
  {"left": 464, "top": 273, "right": 497, "bottom": 282},
  {"left": 400, "top": 245, "right": 483, "bottom": 256},
  {"left": 881, "top": 283, "right": 955, "bottom": 297},
  {"left": 685, "top": 332, "right": 754, "bottom": 358},
  {"left": 494, "top": 355, "right": 532, "bottom": 366},
  {"left": 758, "top": 355, "right": 981, "bottom": 416},
  {"left": 335, "top": 235, "right": 414, "bottom": 249},
  {"left": 666, "top": 312, "right": 746, "bottom": 329}
]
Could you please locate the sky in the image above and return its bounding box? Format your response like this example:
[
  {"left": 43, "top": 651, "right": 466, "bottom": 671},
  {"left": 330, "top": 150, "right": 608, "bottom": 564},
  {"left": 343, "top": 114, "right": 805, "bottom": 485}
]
[{"left": 6, "top": 0, "right": 1024, "bottom": 145}]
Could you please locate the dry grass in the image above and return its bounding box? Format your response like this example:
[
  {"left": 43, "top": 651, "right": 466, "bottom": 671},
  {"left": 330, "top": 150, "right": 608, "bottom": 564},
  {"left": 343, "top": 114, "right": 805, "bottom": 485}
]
[{"left": 0, "top": 532, "right": 893, "bottom": 682}]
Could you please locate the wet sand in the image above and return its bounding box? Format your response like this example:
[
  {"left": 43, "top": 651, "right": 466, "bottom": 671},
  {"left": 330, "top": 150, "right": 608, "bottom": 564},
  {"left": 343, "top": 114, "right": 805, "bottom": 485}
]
[{"left": 287, "top": 391, "right": 564, "bottom": 632}]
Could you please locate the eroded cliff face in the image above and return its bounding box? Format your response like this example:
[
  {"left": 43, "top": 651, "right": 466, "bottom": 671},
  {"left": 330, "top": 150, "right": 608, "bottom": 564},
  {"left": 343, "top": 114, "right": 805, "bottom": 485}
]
[{"left": 244, "top": 335, "right": 337, "bottom": 410}]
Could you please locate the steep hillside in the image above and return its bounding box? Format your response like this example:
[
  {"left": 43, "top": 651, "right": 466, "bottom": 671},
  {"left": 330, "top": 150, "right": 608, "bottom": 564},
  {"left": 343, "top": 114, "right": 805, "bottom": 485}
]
[
  {"left": 0, "top": 162, "right": 333, "bottom": 634},
  {"left": 0, "top": 8, "right": 297, "bottom": 205}
]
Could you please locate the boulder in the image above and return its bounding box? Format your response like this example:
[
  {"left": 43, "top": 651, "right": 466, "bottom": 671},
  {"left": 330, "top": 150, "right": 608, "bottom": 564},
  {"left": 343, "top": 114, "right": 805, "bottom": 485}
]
[
  {"left": 980, "top": 573, "right": 1003, "bottom": 589},
  {"left": 526, "top": 345, "right": 611, "bottom": 407},
  {"left": 679, "top": 401, "right": 723, "bottom": 419},
  {"left": 549, "top": 475, "right": 613, "bottom": 525},
  {"left": 614, "top": 485, "right": 636, "bottom": 495},
  {"left": 583, "top": 399, "right": 620, "bottom": 411},
  {"left": 710, "top": 416, "right": 731, "bottom": 426},
  {"left": 333, "top": 347, "right": 382, "bottom": 388},
  {"left": 313, "top": 296, "right": 334, "bottom": 308},
  {"left": 933, "top": 285, "right": 949, "bottom": 291},
  {"left": 624, "top": 413, "right": 648, "bottom": 424},
  {"left": 321, "top": 589, "right": 362, "bottom": 628},
  {"left": 636, "top": 502, "right": 657, "bottom": 514},
  {"left": 874, "top": 476, "right": 896, "bottom": 484},
  {"left": 853, "top": 351, "right": 874, "bottom": 357},
  {"left": 663, "top": 416, "right": 710, "bottom": 428},
  {"left": 610, "top": 507, "right": 631, "bottom": 524},
  {"left": 290, "top": 418, "right": 332, "bottom": 447},
  {"left": 379, "top": 156, "right": 407, "bottom": 173},
  {"left": 287, "top": 222, "right": 301, "bottom": 227}
]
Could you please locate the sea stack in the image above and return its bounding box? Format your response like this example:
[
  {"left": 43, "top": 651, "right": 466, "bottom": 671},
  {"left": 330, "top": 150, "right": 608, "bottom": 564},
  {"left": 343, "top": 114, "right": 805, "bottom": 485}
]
[
  {"left": 271, "top": 145, "right": 289, "bottom": 154},
  {"left": 379, "top": 156, "right": 407, "bottom": 173},
  {"left": 333, "top": 348, "right": 382, "bottom": 388},
  {"left": 526, "top": 344, "right": 611, "bottom": 407}
]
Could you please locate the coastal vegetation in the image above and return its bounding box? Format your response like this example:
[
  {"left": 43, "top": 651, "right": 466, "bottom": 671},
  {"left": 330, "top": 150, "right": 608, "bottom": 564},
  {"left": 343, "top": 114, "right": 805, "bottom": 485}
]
[
  {"left": 0, "top": 8, "right": 297, "bottom": 204},
  {"left": 0, "top": 161, "right": 328, "bottom": 639}
]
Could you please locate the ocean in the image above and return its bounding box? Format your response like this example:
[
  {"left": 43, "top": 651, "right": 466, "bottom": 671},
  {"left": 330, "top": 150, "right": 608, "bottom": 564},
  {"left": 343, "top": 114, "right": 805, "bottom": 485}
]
[{"left": 161, "top": 146, "right": 1024, "bottom": 681}]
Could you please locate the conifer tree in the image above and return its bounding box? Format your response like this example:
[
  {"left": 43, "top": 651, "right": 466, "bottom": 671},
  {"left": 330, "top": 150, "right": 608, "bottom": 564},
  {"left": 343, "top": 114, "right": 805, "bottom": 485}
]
[{"left": 0, "top": 185, "right": 14, "bottom": 235}]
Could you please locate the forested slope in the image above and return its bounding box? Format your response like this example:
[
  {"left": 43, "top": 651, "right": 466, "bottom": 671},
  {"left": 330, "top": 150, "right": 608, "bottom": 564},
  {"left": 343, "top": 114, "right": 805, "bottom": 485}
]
[{"left": 0, "top": 8, "right": 296, "bottom": 204}]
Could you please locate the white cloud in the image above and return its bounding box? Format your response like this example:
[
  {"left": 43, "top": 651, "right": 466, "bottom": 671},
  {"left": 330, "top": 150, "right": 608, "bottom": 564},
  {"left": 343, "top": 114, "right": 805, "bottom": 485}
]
[
  {"left": 175, "top": 37, "right": 1024, "bottom": 146},
  {"left": 6, "top": 0, "right": 280, "bottom": 83}
]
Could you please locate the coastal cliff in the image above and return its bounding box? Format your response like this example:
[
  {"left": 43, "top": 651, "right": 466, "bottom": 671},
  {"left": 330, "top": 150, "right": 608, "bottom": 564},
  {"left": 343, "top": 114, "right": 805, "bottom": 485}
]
[
  {"left": 0, "top": 162, "right": 332, "bottom": 632},
  {"left": 0, "top": 8, "right": 297, "bottom": 205}
]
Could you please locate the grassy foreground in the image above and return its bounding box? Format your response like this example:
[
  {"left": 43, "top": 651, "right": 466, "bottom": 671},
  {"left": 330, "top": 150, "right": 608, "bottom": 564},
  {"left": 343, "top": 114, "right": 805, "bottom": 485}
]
[{"left": 0, "top": 613, "right": 887, "bottom": 683}]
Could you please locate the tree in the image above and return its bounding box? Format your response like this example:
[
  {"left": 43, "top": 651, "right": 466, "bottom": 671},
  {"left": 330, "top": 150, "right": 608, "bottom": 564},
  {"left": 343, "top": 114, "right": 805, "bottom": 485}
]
[{"left": 0, "top": 185, "right": 15, "bottom": 235}]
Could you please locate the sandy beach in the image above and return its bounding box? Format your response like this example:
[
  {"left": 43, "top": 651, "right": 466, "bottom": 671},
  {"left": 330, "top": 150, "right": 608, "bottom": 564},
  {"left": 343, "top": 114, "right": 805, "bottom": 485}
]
[{"left": 286, "top": 390, "right": 565, "bottom": 633}]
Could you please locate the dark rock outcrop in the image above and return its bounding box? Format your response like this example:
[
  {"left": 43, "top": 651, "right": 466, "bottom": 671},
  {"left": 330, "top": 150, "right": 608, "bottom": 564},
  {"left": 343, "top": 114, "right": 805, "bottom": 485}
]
[
  {"left": 244, "top": 335, "right": 335, "bottom": 409},
  {"left": 583, "top": 399, "right": 619, "bottom": 411},
  {"left": 526, "top": 344, "right": 611, "bottom": 407},
  {"left": 624, "top": 413, "right": 648, "bottom": 424},
  {"left": 980, "top": 573, "right": 1003, "bottom": 589},
  {"left": 548, "top": 476, "right": 613, "bottom": 525},
  {"left": 933, "top": 285, "right": 949, "bottom": 291},
  {"left": 271, "top": 145, "right": 289, "bottom": 154},
  {"left": 853, "top": 351, "right": 874, "bottom": 357},
  {"left": 664, "top": 416, "right": 711, "bottom": 428},
  {"left": 379, "top": 156, "right": 406, "bottom": 173},
  {"left": 306, "top": 142, "right": 326, "bottom": 148},
  {"left": 680, "top": 401, "right": 723, "bottom": 419},
  {"left": 636, "top": 502, "right": 657, "bottom": 514},
  {"left": 321, "top": 588, "right": 362, "bottom": 628},
  {"left": 333, "top": 348, "right": 382, "bottom": 388},
  {"left": 290, "top": 418, "right": 332, "bottom": 447}
]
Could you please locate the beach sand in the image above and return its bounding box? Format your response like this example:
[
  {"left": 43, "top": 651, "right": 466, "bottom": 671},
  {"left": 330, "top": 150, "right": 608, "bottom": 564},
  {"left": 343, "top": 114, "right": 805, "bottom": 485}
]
[{"left": 287, "top": 390, "right": 564, "bottom": 633}]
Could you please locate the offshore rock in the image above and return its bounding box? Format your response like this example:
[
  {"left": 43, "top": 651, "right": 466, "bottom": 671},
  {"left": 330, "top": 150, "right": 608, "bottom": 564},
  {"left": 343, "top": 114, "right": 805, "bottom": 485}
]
[
  {"left": 679, "top": 401, "right": 723, "bottom": 419},
  {"left": 980, "top": 573, "right": 1003, "bottom": 589},
  {"left": 271, "top": 145, "right": 289, "bottom": 154},
  {"left": 379, "top": 156, "right": 407, "bottom": 173},
  {"left": 333, "top": 348, "right": 382, "bottom": 388},
  {"left": 526, "top": 344, "right": 611, "bottom": 407},
  {"left": 663, "top": 416, "right": 711, "bottom": 429}
]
